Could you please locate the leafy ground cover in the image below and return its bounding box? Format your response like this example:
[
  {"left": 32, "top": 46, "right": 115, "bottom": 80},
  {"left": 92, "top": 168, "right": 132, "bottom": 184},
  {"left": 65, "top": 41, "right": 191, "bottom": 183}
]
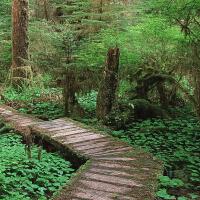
[
  {"left": 1, "top": 86, "right": 64, "bottom": 120},
  {"left": 1, "top": 88, "right": 199, "bottom": 200},
  {"left": 0, "top": 131, "right": 74, "bottom": 200},
  {"left": 110, "top": 115, "right": 200, "bottom": 200},
  {"left": 1, "top": 87, "right": 97, "bottom": 120}
]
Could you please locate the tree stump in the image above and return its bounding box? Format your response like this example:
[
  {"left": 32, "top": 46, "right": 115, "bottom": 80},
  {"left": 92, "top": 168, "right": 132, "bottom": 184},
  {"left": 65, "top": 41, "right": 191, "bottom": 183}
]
[{"left": 96, "top": 47, "right": 120, "bottom": 121}]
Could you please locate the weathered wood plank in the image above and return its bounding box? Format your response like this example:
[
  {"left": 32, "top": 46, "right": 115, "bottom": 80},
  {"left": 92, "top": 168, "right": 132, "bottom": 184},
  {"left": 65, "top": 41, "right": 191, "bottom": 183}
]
[{"left": 0, "top": 105, "right": 162, "bottom": 200}]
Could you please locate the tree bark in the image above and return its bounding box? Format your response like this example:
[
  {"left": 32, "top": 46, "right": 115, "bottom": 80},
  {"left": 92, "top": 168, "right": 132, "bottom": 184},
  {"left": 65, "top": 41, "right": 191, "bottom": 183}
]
[
  {"left": 194, "top": 69, "right": 200, "bottom": 118},
  {"left": 96, "top": 47, "right": 120, "bottom": 121},
  {"left": 12, "top": 0, "right": 29, "bottom": 69},
  {"left": 191, "top": 42, "right": 200, "bottom": 118},
  {"left": 63, "top": 68, "right": 77, "bottom": 116},
  {"left": 12, "top": 0, "right": 30, "bottom": 85},
  {"left": 43, "top": 0, "right": 49, "bottom": 21}
]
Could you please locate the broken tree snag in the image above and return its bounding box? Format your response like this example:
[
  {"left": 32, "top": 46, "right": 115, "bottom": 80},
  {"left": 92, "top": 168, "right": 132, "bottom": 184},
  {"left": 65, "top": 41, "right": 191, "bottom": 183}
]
[
  {"left": 12, "top": 0, "right": 30, "bottom": 86},
  {"left": 96, "top": 47, "right": 120, "bottom": 121}
]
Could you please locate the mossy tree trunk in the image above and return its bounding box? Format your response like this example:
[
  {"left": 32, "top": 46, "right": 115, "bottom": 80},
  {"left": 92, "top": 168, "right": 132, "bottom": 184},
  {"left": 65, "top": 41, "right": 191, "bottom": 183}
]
[
  {"left": 12, "top": 0, "right": 30, "bottom": 86},
  {"left": 96, "top": 47, "right": 120, "bottom": 121},
  {"left": 193, "top": 68, "right": 200, "bottom": 118},
  {"left": 191, "top": 42, "right": 200, "bottom": 118},
  {"left": 194, "top": 70, "right": 200, "bottom": 117}
]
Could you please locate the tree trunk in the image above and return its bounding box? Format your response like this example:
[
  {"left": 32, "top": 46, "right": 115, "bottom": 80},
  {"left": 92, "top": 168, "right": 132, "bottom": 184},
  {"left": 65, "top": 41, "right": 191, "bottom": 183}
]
[
  {"left": 43, "top": 0, "right": 49, "bottom": 21},
  {"left": 63, "top": 69, "right": 84, "bottom": 116},
  {"left": 96, "top": 47, "right": 120, "bottom": 121},
  {"left": 98, "top": 0, "right": 103, "bottom": 21},
  {"left": 12, "top": 0, "right": 30, "bottom": 86},
  {"left": 64, "top": 69, "right": 74, "bottom": 116},
  {"left": 12, "top": 0, "right": 29, "bottom": 68},
  {"left": 157, "top": 83, "right": 168, "bottom": 108},
  {"left": 34, "top": 0, "right": 50, "bottom": 20},
  {"left": 194, "top": 69, "right": 200, "bottom": 118},
  {"left": 191, "top": 42, "right": 200, "bottom": 118}
]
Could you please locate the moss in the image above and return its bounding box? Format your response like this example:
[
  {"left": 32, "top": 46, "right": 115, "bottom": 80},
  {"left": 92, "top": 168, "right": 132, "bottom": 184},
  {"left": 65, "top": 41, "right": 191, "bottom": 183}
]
[{"left": 52, "top": 160, "right": 92, "bottom": 200}]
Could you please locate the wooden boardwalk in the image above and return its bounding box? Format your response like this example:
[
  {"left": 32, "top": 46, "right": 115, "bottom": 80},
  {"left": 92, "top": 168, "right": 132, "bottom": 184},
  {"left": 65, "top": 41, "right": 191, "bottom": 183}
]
[{"left": 0, "top": 105, "right": 162, "bottom": 200}]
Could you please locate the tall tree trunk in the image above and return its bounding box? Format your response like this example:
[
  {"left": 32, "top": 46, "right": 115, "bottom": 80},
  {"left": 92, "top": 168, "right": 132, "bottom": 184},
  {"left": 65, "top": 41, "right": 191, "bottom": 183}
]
[
  {"left": 194, "top": 69, "right": 200, "bottom": 118},
  {"left": 192, "top": 42, "right": 200, "bottom": 118},
  {"left": 98, "top": 0, "right": 103, "bottom": 21},
  {"left": 63, "top": 68, "right": 83, "bottom": 117},
  {"left": 12, "top": 0, "right": 30, "bottom": 86},
  {"left": 43, "top": 0, "right": 49, "bottom": 21},
  {"left": 96, "top": 47, "right": 120, "bottom": 121},
  {"left": 64, "top": 69, "right": 76, "bottom": 116},
  {"left": 12, "top": 0, "right": 29, "bottom": 68}
]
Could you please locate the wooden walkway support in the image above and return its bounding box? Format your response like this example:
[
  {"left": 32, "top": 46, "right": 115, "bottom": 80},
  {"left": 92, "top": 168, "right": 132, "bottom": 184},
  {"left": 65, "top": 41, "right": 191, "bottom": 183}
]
[{"left": 0, "top": 105, "right": 162, "bottom": 200}]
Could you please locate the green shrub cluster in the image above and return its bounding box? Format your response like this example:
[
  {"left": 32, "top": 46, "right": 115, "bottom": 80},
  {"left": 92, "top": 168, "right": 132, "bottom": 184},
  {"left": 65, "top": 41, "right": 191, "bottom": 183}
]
[
  {"left": 78, "top": 90, "right": 97, "bottom": 116},
  {"left": 2, "top": 86, "right": 64, "bottom": 120}
]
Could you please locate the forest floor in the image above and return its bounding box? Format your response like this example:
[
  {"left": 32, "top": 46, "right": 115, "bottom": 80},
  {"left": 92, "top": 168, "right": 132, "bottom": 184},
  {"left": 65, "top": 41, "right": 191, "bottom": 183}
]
[
  {"left": 0, "top": 88, "right": 200, "bottom": 200},
  {"left": 0, "top": 129, "right": 74, "bottom": 200},
  {"left": 0, "top": 104, "right": 161, "bottom": 200}
]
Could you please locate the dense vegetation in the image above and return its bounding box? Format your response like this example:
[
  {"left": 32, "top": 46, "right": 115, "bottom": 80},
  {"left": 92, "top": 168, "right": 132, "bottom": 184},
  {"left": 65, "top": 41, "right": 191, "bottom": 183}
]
[
  {"left": 0, "top": 128, "right": 74, "bottom": 200},
  {"left": 0, "top": 0, "right": 200, "bottom": 199},
  {"left": 111, "top": 115, "right": 200, "bottom": 199}
]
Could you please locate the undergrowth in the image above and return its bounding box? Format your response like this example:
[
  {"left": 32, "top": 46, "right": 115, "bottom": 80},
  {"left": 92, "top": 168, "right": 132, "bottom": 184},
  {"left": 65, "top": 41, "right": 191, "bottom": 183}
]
[
  {"left": 1, "top": 87, "right": 98, "bottom": 120},
  {"left": 0, "top": 132, "right": 74, "bottom": 200},
  {"left": 1, "top": 86, "right": 64, "bottom": 120},
  {"left": 78, "top": 90, "right": 97, "bottom": 117},
  {"left": 1, "top": 87, "right": 199, "bottom": 200},
  {"left": 110, "top": 116, "right": 200, "bottom": 200}
]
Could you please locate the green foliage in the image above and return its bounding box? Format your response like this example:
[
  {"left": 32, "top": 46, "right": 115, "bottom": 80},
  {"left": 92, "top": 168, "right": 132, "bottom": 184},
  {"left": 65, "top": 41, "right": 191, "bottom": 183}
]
[
  {"left": 19, "top": 102, "right": 64, "bottom": 120},
  {"left": 109, "top": 113, "right": 200, "bottom": 198},
  {"left": 0, "top": 133, "right": 74, "bottom": 200},
  {"left": 0, "top": 0, "right": 11, "bottom": 35},
  {"left": 3, "top": 86, "right": 54, "bottom": 102},
  {"left": 78, "top": 90, "right": 97, "bottom": 115},
  {"left": 29, "top": 21, "right": 72, "bottom": 71},
  {"left": 149, "top": 0, "right": 200, "bottom": 72},
  {"left": 150, "top": 0, "right": 200, "bottom": 41},
  {"left": 189, "top": 193, "right": 199, "bottom": 199},
  {"left": 3, "top": 85, "right": 48, "bottom": 101},
  {"left": 2, "top": 84, "right": 64, "bottom": 120},
  {"left": 159, "top": 176, "right": 184, "bottom": 188},
  {"left": 0, "top": 1, "right": 200, "bottom": 199},
  {"left": 76, "top": 15, "right": 184, "bottom": 76},
  {"left": 156, "top": 189, "right": 175, "bottom": 200},
  {"left": 0, "top": 0, "right": 12, "bottom": 82}
]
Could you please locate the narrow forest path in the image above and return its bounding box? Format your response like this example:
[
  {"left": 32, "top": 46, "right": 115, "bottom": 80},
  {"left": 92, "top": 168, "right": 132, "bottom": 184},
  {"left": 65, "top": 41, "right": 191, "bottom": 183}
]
[{"left": 0, "top": 105, "right": 162, "bottom": 200}]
